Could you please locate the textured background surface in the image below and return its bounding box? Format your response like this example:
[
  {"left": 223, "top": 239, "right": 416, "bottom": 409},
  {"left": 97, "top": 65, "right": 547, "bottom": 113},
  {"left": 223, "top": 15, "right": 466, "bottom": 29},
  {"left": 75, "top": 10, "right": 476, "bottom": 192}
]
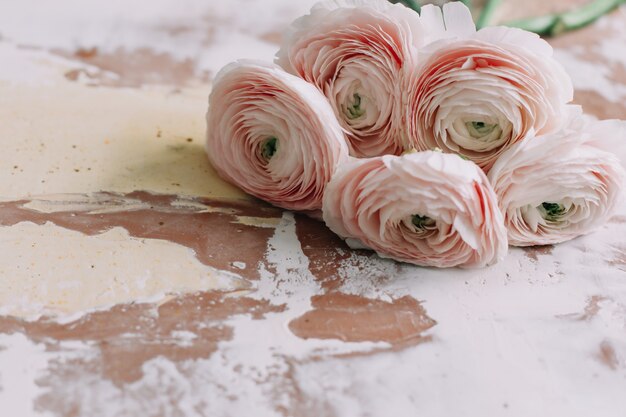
[{"left": 1, "top": 1, "right": 625, "bottom": 416}]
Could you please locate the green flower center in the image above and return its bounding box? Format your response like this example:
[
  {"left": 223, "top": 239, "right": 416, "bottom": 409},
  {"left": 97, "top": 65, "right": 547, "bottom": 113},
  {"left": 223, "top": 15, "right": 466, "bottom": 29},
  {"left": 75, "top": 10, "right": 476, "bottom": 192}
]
[
  {"left": 346, "top": 93, "right": 365, "bottom": 119},
  {"left": 260, "top": 137, "right": 278, "bottom": 161},
  {"left": 411, "top": 214, "right": 435, "bottom": 230},
  {"left": 466, "top": 121, "right": 499, "bottom": 138},
  {"left": 541, "top": 202, "right": 566, "bottom": 221}
]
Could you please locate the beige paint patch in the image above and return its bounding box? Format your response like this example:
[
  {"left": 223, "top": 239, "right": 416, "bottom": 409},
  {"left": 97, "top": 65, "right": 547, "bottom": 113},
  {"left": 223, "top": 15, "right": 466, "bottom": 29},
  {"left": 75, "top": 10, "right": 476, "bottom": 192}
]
[
  {"left": 0, "top": 82, "right": 247, "bottom": 201},
  {"left": 234, "top": 215, "right": 282, "bottom": 228},
  {"left": 0, "top": 222, "right": 247, "bottom": 318},
  {"left": 0, "top": 192, "right": 283, "bottom": 281}
]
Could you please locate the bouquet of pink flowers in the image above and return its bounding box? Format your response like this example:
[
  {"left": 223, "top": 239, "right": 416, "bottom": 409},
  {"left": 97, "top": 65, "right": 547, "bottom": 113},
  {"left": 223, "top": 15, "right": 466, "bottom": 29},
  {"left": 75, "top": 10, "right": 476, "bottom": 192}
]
[{"left": 206, "top": 0, "right": 625, "bottom": 268}]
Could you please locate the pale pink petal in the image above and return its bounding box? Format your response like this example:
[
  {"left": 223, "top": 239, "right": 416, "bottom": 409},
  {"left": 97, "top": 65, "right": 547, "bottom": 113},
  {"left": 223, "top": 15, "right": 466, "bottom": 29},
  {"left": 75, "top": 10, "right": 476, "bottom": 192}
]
[
  {"left": 276, "top": 0, "right": 423, "bottom": 157},
  {"left": 408, "top": 23, "right": 574, "bottom": 172},
  {"left": 314, "top": 0, "right": 395, "bottom": 12},
  {"left": 420, "top": 3, "right": 476, "bottom": 42},
  {"left": 419, "top": 4, "right": 447, "bottom": 40},
  {"left": 488, "top": 119, "right": 625, "bottom": 246},
  {"left": 323, "top": 151, "right": 508, "bottom": 268},
  {"left": 442, "top": 2, "right": 476, "bottom": 38},
  {"left": 206, "top": 60, "right": 349, "bottom": 211},
  {"left": 473, "top": 26, "right": 552, "bottom": 56}
]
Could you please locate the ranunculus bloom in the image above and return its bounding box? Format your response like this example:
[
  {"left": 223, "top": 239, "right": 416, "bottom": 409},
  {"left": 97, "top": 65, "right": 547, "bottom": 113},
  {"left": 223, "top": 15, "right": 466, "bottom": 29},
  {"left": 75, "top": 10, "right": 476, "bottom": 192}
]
[
  {"left": 409, "top": 2, "right": 573, "bottom": 171},
  {"left": 322, "top": 151, "right": 508, "bottom": 268},
  {"left": 276, "top": 0, "right": 424, "bottom": 157},
  {"left": 205, "top": 61, "right": 349, "bottom": 211},
  {"left": 488, "top": 118, "right": 625, "bottom": 247}
]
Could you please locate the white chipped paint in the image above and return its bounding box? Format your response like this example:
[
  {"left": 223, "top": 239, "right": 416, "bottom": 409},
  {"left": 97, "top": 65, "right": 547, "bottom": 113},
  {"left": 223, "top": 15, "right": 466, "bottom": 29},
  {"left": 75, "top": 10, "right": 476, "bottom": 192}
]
[
  {"left": 21, "top": 193, "right": 152, "bottom": 214},
  {"left": 0, "top": 212, "right": 388, "bottom": 417},
  {"left": 555, "top": 48, "right": 626, "bottom": 103},
  {"left": 0, "top": 334, "right": 54, "bottom": 417},
  {"left": 555, "top": 5, "right": 626, "bottom": 104},
  {"left": 231, "top": 261, "right": 247, "bottom": 269},
  {"left": 0, "top": 0, "right": 318, "bottom": 85},
  {"left": 288, "top": 200, "right": 626, "bottom": 417}
]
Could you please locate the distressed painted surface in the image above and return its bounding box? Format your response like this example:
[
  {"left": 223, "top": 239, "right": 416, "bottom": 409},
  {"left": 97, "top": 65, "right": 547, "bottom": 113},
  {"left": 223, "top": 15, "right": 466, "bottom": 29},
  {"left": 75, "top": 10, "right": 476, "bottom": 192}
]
[{"left": 1, "top": 1, "right": 626, "bottom": 416}]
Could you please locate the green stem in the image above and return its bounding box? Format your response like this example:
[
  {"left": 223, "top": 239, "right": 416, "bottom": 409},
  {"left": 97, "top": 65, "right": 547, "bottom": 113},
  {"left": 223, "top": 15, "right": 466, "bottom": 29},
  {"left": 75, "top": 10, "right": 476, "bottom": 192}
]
[
  {"left": 476, "top": 0, "right": 503, "bottom": 28},
  {"left": 400, "top": 0, "right": 421, "bottom": 13},
  {"left": 503, "top": 0, "right": 626, "bottom": 36},
  {"left": 505, "top": 15, "right": 559, "bottom": 34}
]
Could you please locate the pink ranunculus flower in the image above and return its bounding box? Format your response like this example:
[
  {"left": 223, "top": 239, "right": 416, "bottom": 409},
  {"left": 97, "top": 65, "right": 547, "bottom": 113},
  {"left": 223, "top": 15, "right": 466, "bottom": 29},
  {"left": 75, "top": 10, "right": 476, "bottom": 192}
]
[
  {"left": 322, "top": 151, "right": 508, "bottom": 268},
  {"left": 409, "top": 2, "right": 574, "bottom": 172},
  {"left": 205, "top": 60, "right": 349, "bottom": 211},
  {"left": 488, "top": 117, "right": 625, "bottom": 247},
  {"left": 276, "top": 0, "right": 425, "bottom": 158}
]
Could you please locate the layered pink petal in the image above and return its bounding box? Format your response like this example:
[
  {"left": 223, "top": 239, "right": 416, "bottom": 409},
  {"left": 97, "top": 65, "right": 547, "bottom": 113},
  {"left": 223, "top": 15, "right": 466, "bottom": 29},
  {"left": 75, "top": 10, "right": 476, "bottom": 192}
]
[
  {"left": 276, "top": 0, "right": 423, "bottom": 157},
  {"left": 409, "top": 5, "right": 573, "bottom": 172},
  {"left": 323, "top": 151, "right": 508, "bottom": 268},
  {"left": 205, "top": 61, "right": 349, "bottom": 211},
  {"left": 419, "top": 2, "right": 476, "bottom": 41},
  {"left": 488, "top": 119, "right": 625, "bottom": 246}
]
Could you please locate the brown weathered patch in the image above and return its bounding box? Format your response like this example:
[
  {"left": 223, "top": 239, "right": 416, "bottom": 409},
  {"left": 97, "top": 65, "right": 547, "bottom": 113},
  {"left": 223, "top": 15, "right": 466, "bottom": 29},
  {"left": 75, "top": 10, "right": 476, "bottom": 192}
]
[
  {"left": 0, "top": 291, "right": 285, "bottom": 386},
  {"left": 289, "top": 293, "right": 436, "bottom": 347},
  {"left": 60, "top": 47, "right": 210, "bottom": 87},
  {"left": 259, "top": 31, "right": 283, "bottom": 45},
  {"left": 548, "top": 8, "right": 626, "bottom": 120},
  {"left": 522, "top": 245, "right": 555, "bottom": 262},
  {"left": 608, "top": 244, "right": 626, "bottom": 270},
  {"left": 558, "top": 295, "right": 611, "bottom": 321},
  {"left": 0, "top": 191, "right": 282, "bottom": 279},
  {"left": 597, "top": 339, "right": 620, "bottom": 370},
  {"left": 75, "top": 47, "right": 98, "bottom": 59},
  {"left": 493, "top": 0, "right": 591, "bottom": 23},
  {"left": 294, "top": 214, "right": 354, "bottom": 290},
  {"left": 573, "top": 90, "right": 626, "bottom": 120},
  {"left": 294, "top": 214, "right": 398, "bottom": 291},
  {"left": 608, "top": 62, "right": 626, "bottom": 89}
]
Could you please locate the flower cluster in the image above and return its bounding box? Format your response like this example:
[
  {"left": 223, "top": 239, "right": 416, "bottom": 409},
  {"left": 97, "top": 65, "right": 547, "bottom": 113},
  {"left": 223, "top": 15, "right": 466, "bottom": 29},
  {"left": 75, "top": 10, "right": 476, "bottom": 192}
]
[{"left": 206, "top": 0, "right": 625, "bottom": 268}]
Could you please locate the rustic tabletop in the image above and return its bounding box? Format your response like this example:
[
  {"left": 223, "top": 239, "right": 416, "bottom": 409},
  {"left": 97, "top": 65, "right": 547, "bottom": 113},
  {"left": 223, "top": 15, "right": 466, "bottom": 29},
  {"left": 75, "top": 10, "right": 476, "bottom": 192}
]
[{"left": 1, "top": 1, "right": 625, "bottom": 416}]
